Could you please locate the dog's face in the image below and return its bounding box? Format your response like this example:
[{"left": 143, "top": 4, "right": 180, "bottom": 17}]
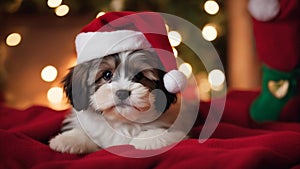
[{"left": 63, "top": 50, "right": 176, "bottom": 123}]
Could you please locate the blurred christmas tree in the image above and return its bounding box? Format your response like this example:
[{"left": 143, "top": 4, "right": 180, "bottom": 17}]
[
  {"left": 1, "top": 0, "right": 227, "bottom": 74},
  {"left": 1, "top": 0, "right": 227, "bottom": 103}
]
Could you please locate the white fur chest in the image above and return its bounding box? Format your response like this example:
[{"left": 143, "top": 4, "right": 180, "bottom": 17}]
[{"left": 75, "top": 109, "right": 143, "bottom": 148}]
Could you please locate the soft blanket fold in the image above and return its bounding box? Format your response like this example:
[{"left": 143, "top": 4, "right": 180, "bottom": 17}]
[{"left": 1, "top": 91, "right": 300, "bottom": 169}]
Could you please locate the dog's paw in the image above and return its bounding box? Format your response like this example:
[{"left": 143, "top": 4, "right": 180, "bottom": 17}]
[
  {"left": 49, "top": 129, "right": 99, "bottom": 154},
  {"left": 129, "top": 129, "right": 186, "bottom": 150}
]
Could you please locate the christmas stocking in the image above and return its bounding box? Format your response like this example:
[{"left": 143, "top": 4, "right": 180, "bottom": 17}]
[{"left": 248, "top": 0, "right": 300, "bottom": 122}]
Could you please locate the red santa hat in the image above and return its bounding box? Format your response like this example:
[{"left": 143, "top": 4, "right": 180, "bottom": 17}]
[{"left": 75, "top": 11, "right": 186, "bottom": 93}]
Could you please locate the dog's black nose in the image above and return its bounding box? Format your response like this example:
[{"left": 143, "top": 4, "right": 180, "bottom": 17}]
[{"left": 116, "top": 90, "right": 131, "bottom": 100}]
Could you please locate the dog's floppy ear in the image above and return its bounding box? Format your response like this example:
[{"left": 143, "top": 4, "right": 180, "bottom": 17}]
[
  {"left": 62, "top": 64, "right": 90, "bottom": 111},
  {"left": 155, "top": 69, "right": 177, "bottom": 113}
]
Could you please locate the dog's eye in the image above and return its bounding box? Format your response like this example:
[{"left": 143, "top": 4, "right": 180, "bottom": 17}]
[
  {"left": 134, "top": 72, "right": 144, "bottom": 81},
  {"left": 102, "top": 71, "right": 113, "bottom": 81}
]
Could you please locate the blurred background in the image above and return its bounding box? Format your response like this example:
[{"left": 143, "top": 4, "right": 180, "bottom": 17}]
[{"left": 0, "top": 0, "right": 259, "bottom": 110}]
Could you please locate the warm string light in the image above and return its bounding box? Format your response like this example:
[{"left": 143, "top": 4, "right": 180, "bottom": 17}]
[
  {"left": 200, "top": 1, "right": 224, "bottom": 93},
  {"left": 168, "top": 31, "right": 182, "bottom": 47},
  {"left": 47, "top": 87, "right": 64, "bottom": 104},
  {"left": 204, "top": 0, "right": 220, "bottom": 15},
  {"left": 196, "top": 72, "right": 211, "bottom": 101},
  {"left": 40, "top": 65, "right": 65, "bottom": 105},
  {"left": 96, "top": 12, "right": 106, "bottom": 18},
  {"left": 6, "top": 33, "right": 22, "bottom": 47},
  {"left": 166, "top": 28, "right": 181, "bottom": 62},
  {"left": 172, "top": 47, "right": 178, "bottom": 58},
  {"left": 202, "top": 1, "right": 220, "bottom": 42},
  {"left": 47, "top": 0, "right": 62, "bottom": 8},
  {"left": 165, "top": 24, "right": 170, "bottom": 32},
  {"left": 179, "top": 63, "right": 193, "bottom": 78},
  {"left": 196, "top": 69, "right": 226, "bottom": 101},
  {"left": 208, "top": 69, "right": 225, "bottom": 91},
  {"left": 47, "top": 0, "right": 69, "bottom": 17},
  {"left": 199, "top": 77, "right": 211, "bottom": 93},
  {"left": 202, "top": 24, "right": 218, "bottom": 41},
  {"left": 41, "top": 65, "right": 58, "bottom": 82},
  {"left": 55, "top": 4, "right": 69, "bottom": 17}
]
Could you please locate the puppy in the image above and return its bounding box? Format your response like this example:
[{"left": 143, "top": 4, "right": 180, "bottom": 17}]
[{"left": 49, "top": 49, "right": 186, "bottom": 154}]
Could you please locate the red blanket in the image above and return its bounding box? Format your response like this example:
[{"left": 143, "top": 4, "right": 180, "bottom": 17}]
[{"left": 1, "top": 91, "right": 300, "bottom": 169}]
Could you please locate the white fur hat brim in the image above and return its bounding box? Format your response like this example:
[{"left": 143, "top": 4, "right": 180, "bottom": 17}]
[{"left": 75, "top": 30, "right": 152, "bottom": 64}]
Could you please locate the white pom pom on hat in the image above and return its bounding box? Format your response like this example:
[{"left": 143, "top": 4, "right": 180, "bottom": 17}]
[
  {"left": 248, "top": 0, "right": 280, "bottom": 21},
  {"left": 163, "top": 70, "right": 187, "bottom": 93},
  {"left": 75, "top": 11, "right": 187, "bottom": 93}
]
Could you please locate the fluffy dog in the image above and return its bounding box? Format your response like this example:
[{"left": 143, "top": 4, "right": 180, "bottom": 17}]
[{"left": 49, "top": 50, "right": 186, "bottom": 154}]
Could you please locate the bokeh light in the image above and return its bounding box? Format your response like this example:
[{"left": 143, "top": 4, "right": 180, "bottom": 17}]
[
  {"left": 47, "top": 0, "right": 62, "bottom": 8},
  {"left": 179, "top": 63, "right": 193, "bottom": 78},
  {"left": 168, "top": 31, "right": 182, "bottom": 47},
  {"left": 165, "top": 24, "right": 170, "bottom": 32},
  {"left": 41, "top": 65, "right": 58, "bottom": 82},
  {"left": 47, "top": 87, "right": 64, "bottom": 104},
  {"left": 208, "top": 69, "right": 225, "bottom": 90},
  {"left": 6, "top": 33, "right": 22, "bottom": 47},
  {"left": 96, "top": 11, "right": 106, "bottom": 18},
  {"left": 172, "top": 47, "right": 178, "bottom": 58},
  {"left": 199, "top": 78, "right": 211, "bottom": 93},
  {"left": 204, "top": 0, "right": 219, "bottom": 15},
  {"left": 202, "top": 24, "right": 218, "bottom": 41},
  {"left": 55, "top": 5, "right": 69, "bottom": 17}
]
